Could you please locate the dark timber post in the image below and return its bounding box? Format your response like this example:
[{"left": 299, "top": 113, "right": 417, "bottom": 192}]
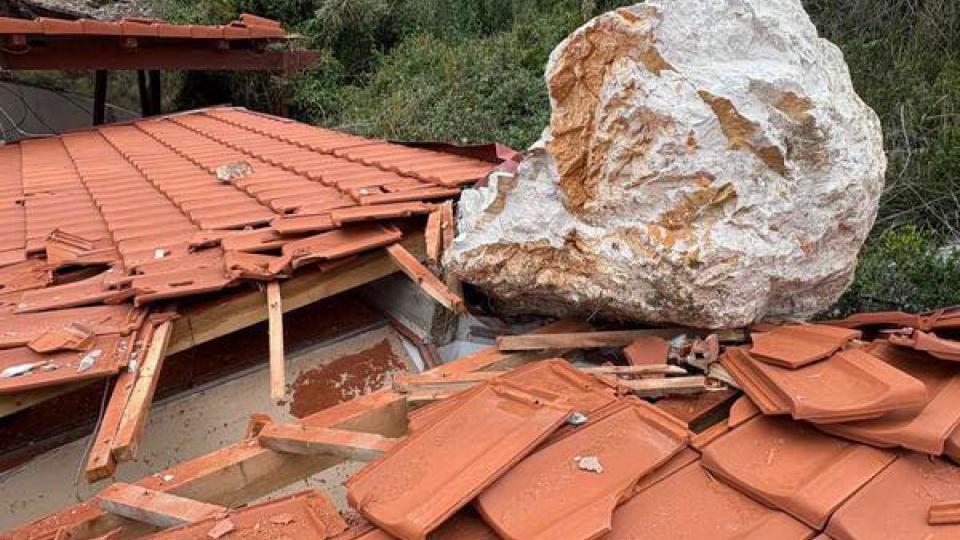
[
  {"left": 137, "top": 70, "right": 151, "bottom": 116},
  {"left": 93, "top": 70, "right": 108, "bottom": 125},
  {"left": 148, "top": 70, "right": 162, "bottom": 116}
]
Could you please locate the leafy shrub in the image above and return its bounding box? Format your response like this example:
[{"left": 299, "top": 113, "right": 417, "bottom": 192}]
[{"left": 831, "top": 226, "right": 960, "bottom": 316}]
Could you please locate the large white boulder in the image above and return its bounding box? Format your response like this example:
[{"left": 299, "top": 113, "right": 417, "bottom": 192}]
[{"left": 446, "top": 0, "right": 886, "bottom": 328}]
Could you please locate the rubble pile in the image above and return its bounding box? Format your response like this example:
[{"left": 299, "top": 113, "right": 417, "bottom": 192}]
[
  {"left": 324, "top": 314, "right": 960, "bottom": 540},
  {"left": 449, "top": 0, "right": 886, "bottom": 328}
]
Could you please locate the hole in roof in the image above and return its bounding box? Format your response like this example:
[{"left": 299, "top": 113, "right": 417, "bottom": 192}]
[{"left": 51, "top": 263, "right": 112, "bottom": 286}]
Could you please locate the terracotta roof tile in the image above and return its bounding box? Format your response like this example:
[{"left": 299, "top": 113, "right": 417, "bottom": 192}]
[
  {"left": 721, "top": 346, "right": 929, "bottom": 423},
  {"left": 476, "top": 398, "right": 688, "bottom": 540},
  {"left": 700, "top": 414, "right": 895, "bottom": 528},
  {"left": 604, "top": 462, "right": 813, "bottom": 540},
  {"left": 826, "top": 453, "right": 960, "bottom": 540},
  {"left": 750, "top": 324, "right": 861, "bottom": 368},
  {"left": 0, "top": 14, "right": 288, "bottom": 41},
  {"left": 0, "top": 334, "right": 129, "bottom": 393},
  {"left": 816, "top": 341, "right": 960, "bottom": 454},
  {"left": 346, "top": 382, "right": 571, "bottom": 540},
  {"left": 888, "top": 329, "right": 960, "bottom": 361}
]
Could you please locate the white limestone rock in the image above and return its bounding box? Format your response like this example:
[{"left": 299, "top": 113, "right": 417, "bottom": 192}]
[{"left": 446, "top": 0, "right": 886, "bottom": 328}]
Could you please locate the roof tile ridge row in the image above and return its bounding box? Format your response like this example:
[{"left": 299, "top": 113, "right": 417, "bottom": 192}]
[
  {"left": 204, "top": 108, "right": 381, "bottom": 155},
  {"left": 90, "top": 127, "right": 210, "bottom": 233},
  {"left": 97, "top": 124, "right": 277, "bottom": 226},
  {"left": 167, "top": 113, "right": 340, "bottom": 189},
  {"left": 199, "top": 109, "right": 407, "bottom": 176},
  {"left": 26, "top": 136, "right": 111, "bottom": 248},
  {"left": 128, "top": 119, "right": 283, "bottom": 215}
]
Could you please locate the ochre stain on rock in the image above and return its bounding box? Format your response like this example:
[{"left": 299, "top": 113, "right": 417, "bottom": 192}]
[
  {"left": 698, "top": 90, "right": 788, "bottom": 176},
  {"left": 289, "top": 339, "right": 406, "bottom": 418},
  {"left": 547, "top": 5, "right": 664, "bottom": 212}
]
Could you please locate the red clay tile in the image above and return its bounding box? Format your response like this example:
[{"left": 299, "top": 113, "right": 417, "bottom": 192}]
[
  {"left": 825, "top": 311, "right": 924, "bottom": 329},
  {"left": 27, "top": 321, "right": 94, "bottom": 353},
  {"left": 700, "top": 414, "right": 895, "bottom": 528},
  {"left": 282, "top": 223, "right": 402, "bottom": 269},
  {"left": 476, "top": 398, "right": 688, "bottom": 540},
  {"left": 131, "top": 264, "right": 234, "bottom": 305},
  {"left": 406, "top": 360, "right": 618, "bottom": 434},
  {"left": 721, "top": 346, "right": 928, "bottom": 423},
  {"left": 0, "top": 304, "right": 141, "bottom": 348},
  {"left": 816, "top": 341, "right": 960, "bottom": 454},
  {"left": 727, "top": 395, "right": 762, "bottom": 428},
  {"left": 16, "top": 267, "right": 130, "bottom": 312},
  {"left": 138, "top": 489, "right": 347, "bottom": 540},
  {"left": 0, "top": 15, "right": 290, "bottom": 41},
  {"left": 605, "top": 462, "right": 813, "bottom": 540},
  {"left": 623, "top": 335, "right": 670, "bottom": 366},
  {"left": 0, "top": 335, "right": 129, "bottom": 394},
  {"left": 888, "top": 329, "right": 960, "bottom": 361},
  {"left": 826, "top": 453, "right": 960, "bottom": 540},
  {"left": 750, "top": 324, "right": 861, "bottom": 368},
  {"left": 347, "top": 382, "right": 572, "bottom": 540}
]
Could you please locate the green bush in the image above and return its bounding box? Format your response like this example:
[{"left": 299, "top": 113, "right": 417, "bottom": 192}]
[{"left": 831, "top": 226, "right": 960, "bottom": 317}]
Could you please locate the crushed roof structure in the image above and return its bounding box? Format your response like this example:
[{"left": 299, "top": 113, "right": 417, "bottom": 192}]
[
  {"left": 6, "top": 312, "right": 960, "bottom": 540},
  {"left": 0, "top": 105, "right": 506, "bottom": 480}
]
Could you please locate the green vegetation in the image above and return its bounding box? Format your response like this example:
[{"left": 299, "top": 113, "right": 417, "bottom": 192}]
[{"left": 154, "top": 0, "right": 959, "bottom": 313}]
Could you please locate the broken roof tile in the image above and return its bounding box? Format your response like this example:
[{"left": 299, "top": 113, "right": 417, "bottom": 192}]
[
  {"left": 0, "top": 335, "right": 129, "bottom": 393},
  {"left": 137, "top": 489, "right": 347, "bottom": 540},
  {"left": 27, "top": 322, "right": 94, "bottom": 353},
  {"left": 476, "top": 398, "right": 688, "bottom": 540},
  {"left": 749, "top": 324, "right": 861, "bottom": 368},
  {"left": 721, "top": 346, "right": 928, "bottom": 423},
  {"left": 622, "top": 335, "right": 670, "bottom": 366},
  {"left": 347, "top": 382, "right": 571, "bottom": 540},
  {"left": 816, "top": 341, "right": 960, "bottom": 454},
  {"left": 888, "top": 329, "right": 960, "bottom": 362},
  {"left": 282, "top": 224, "right": 402, "bottom": 269},
  {"left": 826, "top": 453, "right": 960, "bottom": 540},
  {"left": 0, "top": 304, "right": 142, "bottom": 348},
  {"left": 605, "top": 462, "right": 813, "bottom": 540},
  {"left": 700, "top": 414, "right": 894, "bottom": 528}
]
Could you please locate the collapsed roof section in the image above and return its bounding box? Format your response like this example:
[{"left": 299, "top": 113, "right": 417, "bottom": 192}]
[{"left": 0, "top": 105, "right": 506, "bottom": 478}]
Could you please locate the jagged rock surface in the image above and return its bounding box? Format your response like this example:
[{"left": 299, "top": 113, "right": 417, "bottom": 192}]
[{"left": 447, "top": 0, "right": 886, "bottom": 328}]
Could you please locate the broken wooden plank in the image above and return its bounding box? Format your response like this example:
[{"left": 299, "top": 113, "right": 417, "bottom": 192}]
[
  {"left": 424, "top": 207, "right": 443, "bottom": 265},
  {"left": 266, "top": 281, "right": 285, "bottom": 404},
  {"left": 498, "top": 329, "right": 690, "bottom": 351},
  {"left": 929, "top": 500, "right": 960, "bottom": 525},
  {"left": 385, "top": 243, "right": 464, "bottom": 313},
  {"left": 87, "top": 321, "right": 163, "bottom": 481},
  {"left": 392, "top": 364, "right": 686, "bottom": 394},
  {"left": 97, "top": 483, "right": 226, "bottom": 528},
  {"left": 258, "top": 423, "right": 398, "bottom": 461},
  {"left": 618, "top": 376, "right": 709, "bottom": 397},
  {"left": 111, "top": 321, "right": 174, "bottom": 462}
]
